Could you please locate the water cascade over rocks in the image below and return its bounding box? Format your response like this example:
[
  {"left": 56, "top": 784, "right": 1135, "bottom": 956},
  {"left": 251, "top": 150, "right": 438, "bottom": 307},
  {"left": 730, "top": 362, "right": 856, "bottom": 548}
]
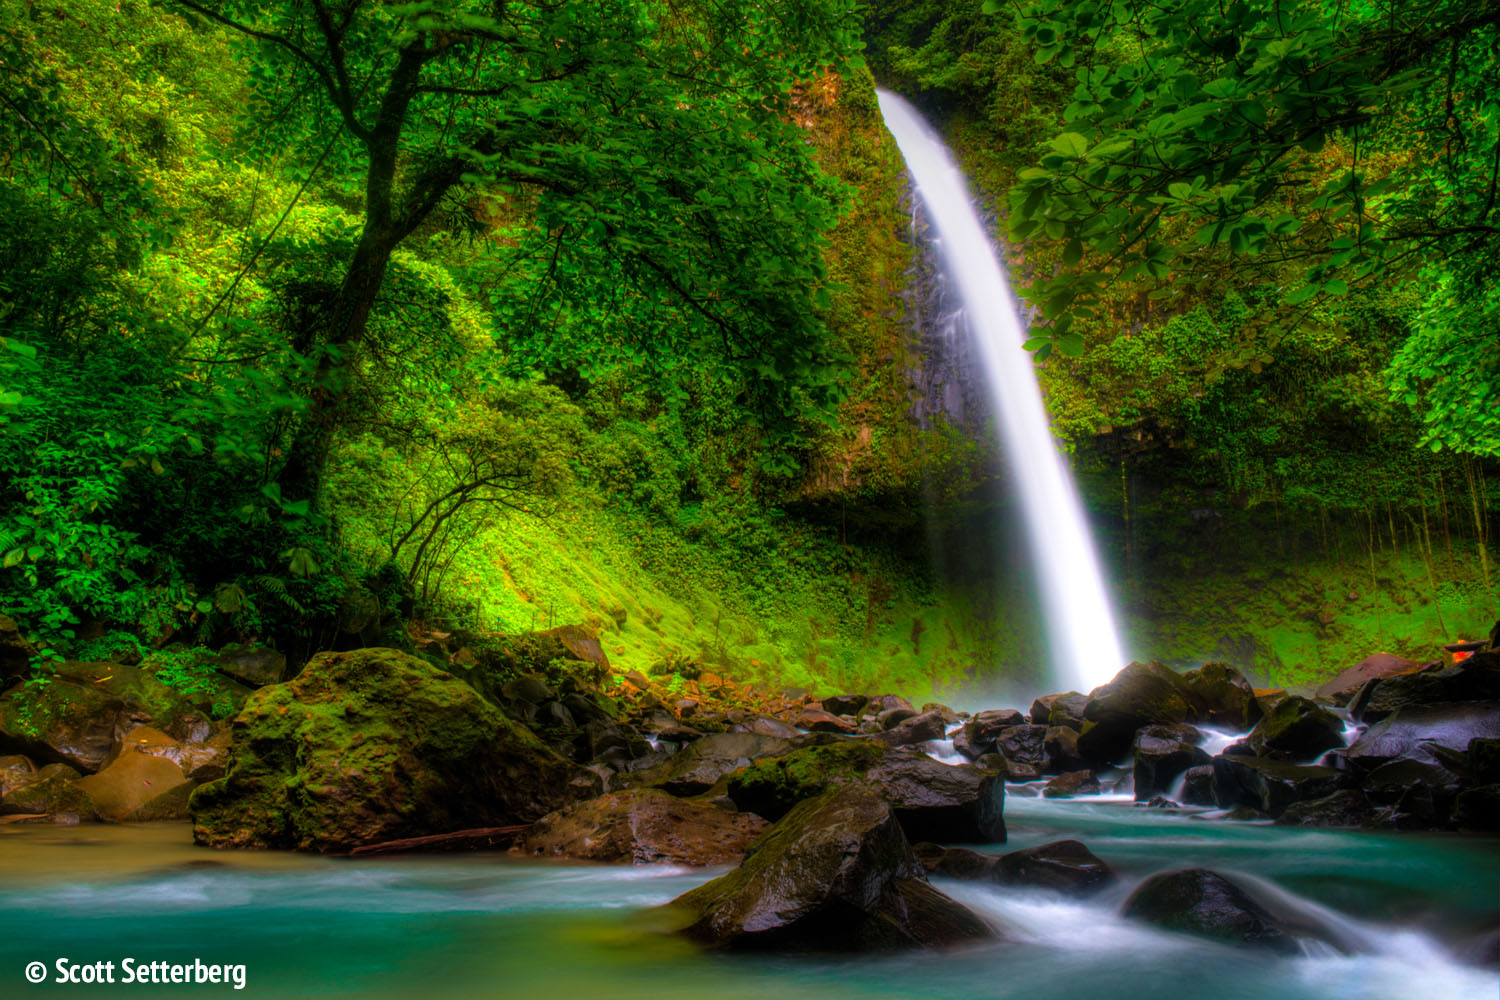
[{"left": 876, "top": 90, "right": 1126, "bottom": 694}]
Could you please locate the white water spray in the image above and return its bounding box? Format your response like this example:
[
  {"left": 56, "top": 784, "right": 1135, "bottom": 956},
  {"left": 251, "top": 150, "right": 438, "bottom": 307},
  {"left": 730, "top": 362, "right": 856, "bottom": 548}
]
[{"left": 877, "top": 90, "right": 1127, "bottom": 694}]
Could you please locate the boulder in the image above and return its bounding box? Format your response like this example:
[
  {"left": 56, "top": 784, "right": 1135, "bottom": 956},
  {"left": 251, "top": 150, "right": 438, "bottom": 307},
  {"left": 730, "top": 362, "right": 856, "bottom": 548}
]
[
  {"left": 795, "top": 707, "right": 855, "bottom": 734},
  {"left": 1181, "top": 765, "right": 1215, "bottom": 806},
  {"left": 0, "top": 762, "right": 94, "bottom": 819},
  {"left": 1042, "top": 770, "right": 1101, "bottom": 798},
  {"left": 954, "top": 709, "right": 1025, "bottom": 759},
  {"left": 1315, "top": 654, "right": 1427, "bottom": 705},
  {"left": 74, "top": 748, "right": 194, "bottom": 822},
  {"left": 912, "top": 842, "right": 999, "bottom": 880},
  {"left": 539, "top": 624, "right": 612, "bottom": 679},
  {"left": 993, "top": 725, "right": 1048, "bottom": 768},
  {"left": 0, "top": 673, "right": 127, "bottom": 772},
  {"left": 1342, "top": 702, "right": 1500, "bottom": 772},
  {"left": 190, "top": 648, "right": 598, "bottom": 853},
  {"left": 519, "top": 788, "right": 768, "bottom": 865},
  {"left": 1351, "top": 651, "right": 1500, "bottom": 722},
  {"left": 725, "top": 741, "right": 1006, "bottom": 843},
  {"left": 821, "top": 694, "right": 868, "bottom": 717},
  {"left": 1122, "top": 869, "right": 1302, "bottom": 953},
  {"left": 729, "top": 716, "right": 801, "bottom": 739},
  {"left": 873, "top": 710, "right": 947, "bottom": 748},
  {"left": 617, "top": 732, "right": 798, "bottom": 797},
  {"left": 665, "top": 786, "right": 993, "bottom": 951},
  {"left": 0, "top": 753, "right": 37, "bottom": 796},
  {"left": 1134, "top": 725, "right": 1210, "bottom": 800},
  {"left": 877, "top": 707, "right": 918, "bottom": 729},
  {"left": 1180, "top": 663, "right": 1261, "bottom": 731},
  {"left": 1044, "top": 726, "right": 1088, "bottom": 772},
  {"left": 0, "top": 614, "right": 37, "bottom": 683},
  {"left": 1242, "top": 696, "right": 1344, "bottom": 761},
  {"left": 1078, "top": 661, "right": 1196, "bottom": 763},
  {"left": 212, "top": 645, "right": 287, "bottom": 688},
  {"left": 1275, "top": 789, "right": 1383, "bottom": 829},
  {"left": 1029, "top": 692, "right": 1083, "bottom": 726},
  {"left": 867, "top": 695, "right": 916, "bottom": 716},
  {"left": 118, "top": 726, "right": 230, "bottom": 783},
  {"left": 1211, "top": 755, "right": 1348, "bottom": 817},
  {"left": 996, "top": 840, "right": 1113, "bottom": 895}
]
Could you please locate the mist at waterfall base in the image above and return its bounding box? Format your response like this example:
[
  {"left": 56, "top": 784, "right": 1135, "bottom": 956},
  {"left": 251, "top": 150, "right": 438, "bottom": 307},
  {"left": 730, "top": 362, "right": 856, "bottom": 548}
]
[
  {"left": 4, "top": 816, "right": 1495, "bottom": 1000},
  {"left": 876, "top": 90, "right": 1127, "bottom": 698}
]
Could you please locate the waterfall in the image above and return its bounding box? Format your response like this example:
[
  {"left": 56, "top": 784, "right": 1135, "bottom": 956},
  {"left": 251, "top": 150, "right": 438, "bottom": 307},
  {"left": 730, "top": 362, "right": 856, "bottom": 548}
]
[{"left": 877, "top": 90, "right": 1127, "bottom": 694}]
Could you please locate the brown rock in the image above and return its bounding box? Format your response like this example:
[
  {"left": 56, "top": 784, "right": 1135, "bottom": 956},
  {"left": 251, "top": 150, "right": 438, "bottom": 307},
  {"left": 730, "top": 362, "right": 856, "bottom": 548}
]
[
  {"left": 1315, "top": 654, "right": 1427, "bottom": 705},
  {"left": 74, "top": 746, "right": 194, "bottom": 822},
  {"left": 0, "top": 762, "right": 95, "bottom": 819},
  {"left": 1043, "top": 770, "right": 1101, "bottom": 798},
  {"left": 0, "top": 754, "right": 37, "bottom": 797},
  {"left": 997, "top": 839, "right": 1113, "bottom": 894},
  {"left": 520, "top": 788, "right": 768, "bottom": 865},
  {"left": 796, "top": 707, "right": 856, "bottom": 734}
]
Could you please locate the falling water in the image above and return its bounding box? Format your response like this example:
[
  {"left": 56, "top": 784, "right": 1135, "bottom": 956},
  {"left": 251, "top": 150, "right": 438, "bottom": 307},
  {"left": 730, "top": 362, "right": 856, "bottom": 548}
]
[{"left": 877, "top": 90, "right": 1126, "bottom": 694}]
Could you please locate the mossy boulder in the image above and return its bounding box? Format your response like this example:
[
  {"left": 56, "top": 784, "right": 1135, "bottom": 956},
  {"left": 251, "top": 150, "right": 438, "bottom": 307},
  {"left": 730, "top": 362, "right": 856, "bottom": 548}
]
[
  {"left": 664, "top": 785, "right": 994, "bottom": 951},
  {"left": 613, "top": 731, "right": 800, "bottom": 797},
  {"left": 0, "top": 673, "right": 128, "bottom": 773},
  {"left": 189, "top": 647, "right": 598, "bottom": 853},
  {"left": 1242, "top": 695, "right": 1344, "bottom": 761},
  {"left": 0, "top": 762, "right": 95, "bottom": 819}
]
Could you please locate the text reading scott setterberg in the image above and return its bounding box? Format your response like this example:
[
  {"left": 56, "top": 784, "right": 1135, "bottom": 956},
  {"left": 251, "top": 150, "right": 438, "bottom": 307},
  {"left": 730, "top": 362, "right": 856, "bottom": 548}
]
[{"left": 29, "top": 958, "right": 248, "bottom": 989}]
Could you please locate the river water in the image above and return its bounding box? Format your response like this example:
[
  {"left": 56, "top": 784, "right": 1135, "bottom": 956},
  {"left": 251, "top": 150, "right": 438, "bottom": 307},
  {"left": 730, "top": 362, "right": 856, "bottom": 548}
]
[{"left": 3, "top": 798, "right": 1494, "bottom": 999}]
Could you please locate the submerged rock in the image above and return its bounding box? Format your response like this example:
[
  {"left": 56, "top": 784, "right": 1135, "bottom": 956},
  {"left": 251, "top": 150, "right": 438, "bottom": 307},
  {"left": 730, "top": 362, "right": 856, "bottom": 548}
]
[
  {"left": 1042, "top": 770, "right": 1101, "bottom": 798},
  {"left": 519, "top": 788, "right": 767, "bottom": 865},
  {"left": 665, "top": 785, "right": 993, "bottom": 951},
  {"left": 912, "top": 842, "right": 999, "bottom": 880},
  {"left": 190, "top": 648, "right": 597, "bottom": 853}
]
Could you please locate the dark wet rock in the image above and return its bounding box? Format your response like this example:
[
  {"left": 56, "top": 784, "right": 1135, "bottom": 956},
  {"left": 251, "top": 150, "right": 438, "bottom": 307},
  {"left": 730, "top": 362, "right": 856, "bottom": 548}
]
[
  {"left": 665, "top": 786, "right": 994, "bottom": 951},
  {"left": 501, "top": 675, "right": 556, "bottom": 706},
  {"left": 1360, "top": 758, "right": 1463, "bottom": 809},
  {"left": 1043, "top": 726, "right": 1088, "bottom": 772},
  {"left": 1000, "top": 759, "right": 1043, "bottom": 782},
  {"left": 725, "top": 742, "right": 1006, "bottom": 843},
  {"left": 821, "top": 694, "right": 868, "bottom": 717},
  {"left": 1211, "top": 755, "right": 1348, "bottom": 817},
  {"left": 873, "top": 710, "right": 947, "bottom": 748},
  {"left": 620, "top": 732, "right": 799, "bottom": 798},
  {"left": 212, "top": 644, "right": 286, "bottom": 688},
  {"left": 0, "top": 762, "right": 94, "bottom": 819},
  {"left": 562, "top": 692, "right": 612, "bottom": 727},
  {"left": 997, "top": 840, "right": 1113, "bottom": 895},
  {"left": 0, "top": 614, "right": 36, "bottom": 683},
  {"left": 1122, "top": 869, "right": 1301, "bottom": 953},
  {"left": 1044, "top": 693, "right": 1090, "bottom": 731},
  {"left": 1342, "top": 702, "right": 1500, "bottom": 772},
  {"left": 1351, "top": 651, "right": 1500, "bottom": 722},
  {"left": 1180, "top": 663, "right": 1261, "bottom": 731},
  {"left": 0, "top": 753, "right": 37, "bottom": 796},
  {"left": 190, "top": 648, "right": 598, "bottom": 853},
  {"left": 1182, "top": 765, "right": 1216, "bottom": 806},
  {"left": 1275, "top": 789, "right": 1383, "bottom": 828},
  {"left": 912, "top": 842, "right": 999, "bottom": 880},
  {"left": 867, "top": 695, "right": 916, "bottom": 717},
  {"left": 1134, "top": 724, "right": 1211, "bottom": 801},
  {"left": 1452, "top": 785, "right": 1500, "bottom": 831},
  {"left": 519, "top": 788, "right": 768, "bottom": 865},
  {"left": 1043, "top": 770, "right": 1101, "bottom": 798},
  {"left": 1078, "top": 661, "right": 1196, "bottom": 764},
  {"left": 953, "top": 710, "right": 1021, "bottom": 759},
  {"left": 993, "top": 725, "right": 1048, "bottom": 768},
  {"left": 1030, "top": 692, "right": 1082, "bottom": 726},
  {"left": 796, "top": 707, "right": 856, "bottom": 734},
  {"left": 1242, "top": 696, "right": 1344, "bottom": 761},
  {"left": 920, "top": 703, "right": 960, "bottom": 725},
  {"left": 729, "top": 716, "right": 801, "bottom": 739},
  {"left": 1316, "top": 654, "right": 1427, "bottom": 706},
  {"left": 877, "top": 707, "right": 918, "bottom": 730}
]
